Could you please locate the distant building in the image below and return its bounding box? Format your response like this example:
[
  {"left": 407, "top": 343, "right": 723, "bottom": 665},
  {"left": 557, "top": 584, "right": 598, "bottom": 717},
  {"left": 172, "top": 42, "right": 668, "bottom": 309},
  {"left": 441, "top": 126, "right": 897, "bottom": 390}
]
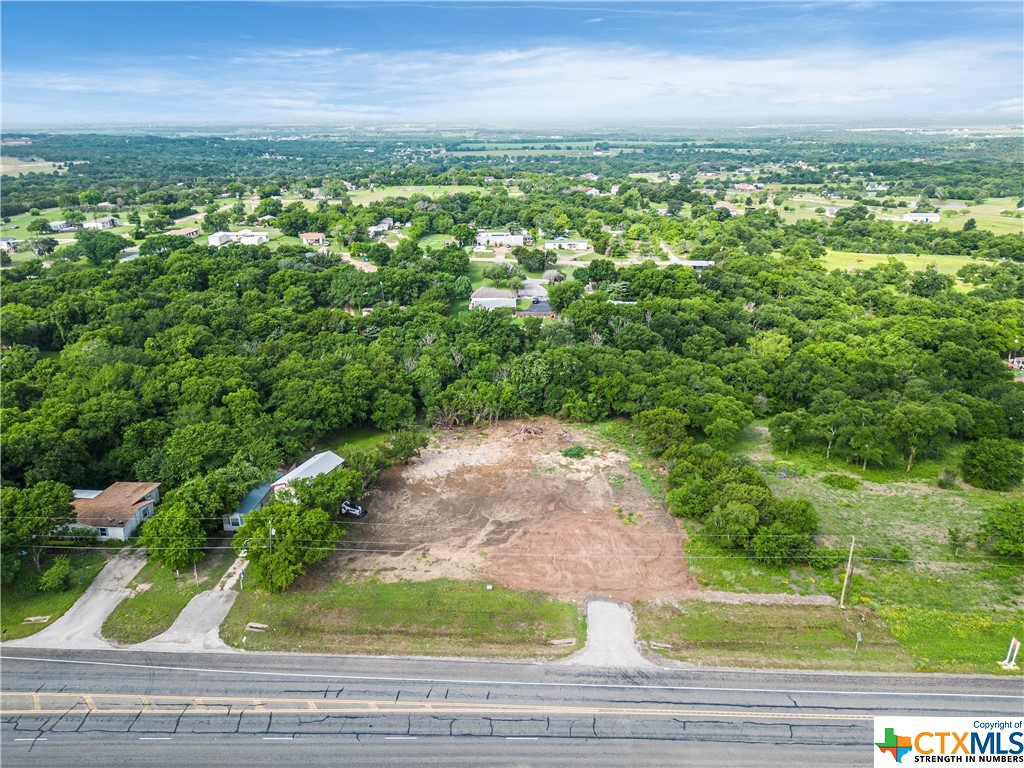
[
  {"left": 469, "top": 287, "right": 517, "bottom": 310},
  {"left": 208, "top": 229, "right": 270, "bottom": 247},
  {"left": 475, "top": 232, "right": 525, "bottom": 247},
  {"left": 540, "top": 238, "right": 589, "bottom": 252},
  {"left": 166, "top": 226, "right": 200, "bottom": 238},
  {"left": 866, "top": 183, "right": 889, "bottom": 193},
  {"left": 272, "top": 451, "right": 345, "bottom": 498},
  {"left": 48, "top": 220, "right": 71, "bottom": 232},
  {"left": 299, "top": 232, "right": 326, "bottom": 246},
  {"left": 83, "top": 216, "right": 120, "bottom": 230},
  {"left": 0, "top": 237, "right": 18, "bottom": 253},
  {"left": 72, "top": 482, "right": 161, "bottom": 541},
  {"left": 903, "top": 212, "right": 940, "bottom": 223}
]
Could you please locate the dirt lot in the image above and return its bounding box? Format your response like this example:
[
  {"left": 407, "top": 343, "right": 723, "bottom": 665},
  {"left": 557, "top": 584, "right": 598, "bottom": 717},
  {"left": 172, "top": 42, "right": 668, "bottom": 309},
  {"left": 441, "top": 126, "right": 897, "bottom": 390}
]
[{"left": 332, "top": 418, "right": 697, "bottom": 602}]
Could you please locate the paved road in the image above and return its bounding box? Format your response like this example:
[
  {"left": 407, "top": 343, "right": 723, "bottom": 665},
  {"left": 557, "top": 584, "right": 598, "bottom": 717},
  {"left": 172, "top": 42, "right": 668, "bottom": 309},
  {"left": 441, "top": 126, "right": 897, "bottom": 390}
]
[
  {"left": 4, "top": 549, "right": 147, "bottom": 650},
  {"left": 2, "top": 649, "right": 1019, "bottom": 767}
]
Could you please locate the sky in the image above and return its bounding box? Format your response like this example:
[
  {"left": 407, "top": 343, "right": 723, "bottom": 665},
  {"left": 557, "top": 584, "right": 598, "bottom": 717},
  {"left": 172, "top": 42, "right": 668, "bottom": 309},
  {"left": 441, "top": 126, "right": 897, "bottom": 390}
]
[{"left": 1, "top": 0, "right": 1022, "bottom": 128}]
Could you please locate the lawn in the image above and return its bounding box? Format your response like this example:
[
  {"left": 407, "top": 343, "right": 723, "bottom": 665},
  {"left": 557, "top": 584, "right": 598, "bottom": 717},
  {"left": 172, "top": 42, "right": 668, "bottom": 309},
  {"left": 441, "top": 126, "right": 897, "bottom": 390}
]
[
  {"left": 931, "top": 197, "right": 1024, "bottom": 237},
  {"left": 221, "top": 577, "right": 584, "bottom": 658},
  {"left": 1, "top": 551, "right": 108, "bottom": 640},
  {"left": 101, "top": 535, "right": 237, "bottom": 644},
  {"left": 820, "top": 249, "right": 977, "bottom": 276},
  {"left": 635, "top": 601, "right": 914, "bottom": 672},
  {"left": 315, "top": 425, "right": 390, "bottom": 458}
]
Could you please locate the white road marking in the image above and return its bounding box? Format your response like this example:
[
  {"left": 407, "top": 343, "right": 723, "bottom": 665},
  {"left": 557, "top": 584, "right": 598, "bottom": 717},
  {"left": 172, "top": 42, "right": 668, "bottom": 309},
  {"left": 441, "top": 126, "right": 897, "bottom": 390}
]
[
  {"left": 507, "top": 737, "right": 538, "bottom": 740},
  {"left": 384, "top": 736, "right": 417, "bottom": 740},
  {"left": 263, "top": 737, "right": 294, "bottom": 740},
  {"left": 15, "top": 738, "right": 46, "bottom": 741},
  {"left": 138, "top": 737, "right": 171, "bottom": 740},
  {"left": 4, "top": 655, "right": 1020, "bottom": 701}
]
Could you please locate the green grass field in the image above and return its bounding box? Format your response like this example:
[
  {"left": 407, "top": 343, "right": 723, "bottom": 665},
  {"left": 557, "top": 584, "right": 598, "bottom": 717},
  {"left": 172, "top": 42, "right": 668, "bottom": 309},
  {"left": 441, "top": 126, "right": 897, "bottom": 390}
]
[
  {"left": 635, "top": 602, "right": 914, "bottom": 671},
  {"left": 931, "top": 198, "right": 1024, "bottom": 237},
  {"left": 101, "top": 536, "right": 237, "bottom": 644},
  {"left": 315, "top": 425, "right": 390, "bottom": 459},
  {"left": 1, "top": 551, "right": 108, "bottom": 640},
  {"left": 819, "top": 249, "right": 977, "bottom": 276},
  {"left": 221, "top": 577, "right": 583, "bottom": 658},
  {"left": 346, "top": 185, "right": 502, "bottom": 205}
]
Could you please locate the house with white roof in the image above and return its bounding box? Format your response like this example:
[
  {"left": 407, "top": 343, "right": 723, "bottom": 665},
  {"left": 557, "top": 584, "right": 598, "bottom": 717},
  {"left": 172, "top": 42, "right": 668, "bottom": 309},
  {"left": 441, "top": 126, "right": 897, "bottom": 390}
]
[
  {"left": 271, "top": 451, "right": 345, "bottom": 498},
  {"left": 83, "top": 216, "right": 120, "bottom": 230},
  {"left": 476, "top": 232, "right": 525, "bottom": 248},
  {"left": 469, "top": 287, "right": 517, "bottom": 310}
]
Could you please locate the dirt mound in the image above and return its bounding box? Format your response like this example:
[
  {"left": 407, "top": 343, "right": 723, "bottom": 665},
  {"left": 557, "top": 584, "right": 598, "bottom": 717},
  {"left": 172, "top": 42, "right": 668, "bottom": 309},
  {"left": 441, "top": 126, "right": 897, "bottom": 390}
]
[{"left": 333, "top": 418, "right": 697, "bottom": 602}]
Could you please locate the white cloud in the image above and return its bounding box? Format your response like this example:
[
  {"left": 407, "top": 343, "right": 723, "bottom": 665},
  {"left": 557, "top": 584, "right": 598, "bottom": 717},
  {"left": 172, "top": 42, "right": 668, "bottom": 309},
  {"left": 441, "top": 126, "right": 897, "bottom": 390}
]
[{"left": 3, "top": 37, "right": 1021, "bottom": 125}]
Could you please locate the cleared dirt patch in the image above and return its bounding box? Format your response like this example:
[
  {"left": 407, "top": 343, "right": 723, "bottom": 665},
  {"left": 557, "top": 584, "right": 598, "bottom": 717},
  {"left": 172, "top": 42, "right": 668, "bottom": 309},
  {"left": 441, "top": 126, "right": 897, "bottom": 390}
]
[{"left": 332, "top": 418, "right": 697, "bottom": 602}]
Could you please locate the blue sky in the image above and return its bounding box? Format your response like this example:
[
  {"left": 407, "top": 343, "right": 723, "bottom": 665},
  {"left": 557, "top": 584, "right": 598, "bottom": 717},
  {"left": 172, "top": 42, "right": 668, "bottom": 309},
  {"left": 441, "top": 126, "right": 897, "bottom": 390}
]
[{"left": 2, "top": 1, "right": 1021, "bottom": 127}]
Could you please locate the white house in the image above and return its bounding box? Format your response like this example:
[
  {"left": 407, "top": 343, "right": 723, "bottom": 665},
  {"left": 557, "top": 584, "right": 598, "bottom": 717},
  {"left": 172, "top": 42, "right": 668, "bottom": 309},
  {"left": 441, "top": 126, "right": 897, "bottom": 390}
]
[
  {"left": 299, "top": 232, "right": 326, "bottom": 246},
  {"left": 72, "top": 482, "right": 161, "bottom": 541},
  {"left": 208, "top": 229, "right": 270, "bottom": 247},
  {"left": 0, "top": 237, "right": 18, "bottom": 253},
  {"left": 48, "top": 220, "right": 70, "bottom": 232},
  {"left": 83, "top": 216, "right": 120, "bottom": 230},
  {"left": 903, "top": 212, "right": 941, "bottom": 223},
  {"left": 540, "top": 238, "right": 589, "bottom": 252},
  {"left": 223, "top": 474, "right": 281, "bottom": 531},
  {"left": 476, "top": 232, "right": 525, "bottom": 248},
  {"left": 238, "top": 229, "right": 270, "bottom": 245},
  {"left": 469, "top": 287, "right": 517, "bottom": 310},
  {"left": 271, "top": 451, "right": 345, "bottom": 497},
  {"left": 208, "top": 231, "right": 234, "bottom": 247}
]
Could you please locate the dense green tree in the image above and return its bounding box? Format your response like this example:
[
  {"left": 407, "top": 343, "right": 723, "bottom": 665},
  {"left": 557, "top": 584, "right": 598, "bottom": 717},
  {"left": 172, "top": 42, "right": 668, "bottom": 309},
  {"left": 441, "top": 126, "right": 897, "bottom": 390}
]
[
  {"left": 139, "top": 502, "right": 207, "bottom": 572},
  {"left": 232, "top": 499, "right": 341, "bottom": 592},
  {"left": 977, "top": 501, "right": 1024, "bottom": 558},
  {"left": 961, "top": 438, "right": 1024, "bottom": 491},
  {"left": 0, "top": 481, "right": 76, "bottom": 574}
]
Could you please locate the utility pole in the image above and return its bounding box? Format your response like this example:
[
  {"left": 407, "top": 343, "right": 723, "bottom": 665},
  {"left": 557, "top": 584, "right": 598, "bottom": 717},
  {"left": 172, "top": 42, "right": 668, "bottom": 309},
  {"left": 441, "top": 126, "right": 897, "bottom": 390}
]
[
  {"left": 840, "top": 536, "right": 856, "bottom": 609},
  {"left": 269, "top": 519, "right": 274, "bottom": 556}
]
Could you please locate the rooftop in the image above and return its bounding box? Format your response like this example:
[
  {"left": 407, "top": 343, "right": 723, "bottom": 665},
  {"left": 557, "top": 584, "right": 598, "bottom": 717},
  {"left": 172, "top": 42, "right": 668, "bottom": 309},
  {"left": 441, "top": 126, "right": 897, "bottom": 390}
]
[
  {"left": 73, "top": 482, "right": 160, "bottom": 529},
  {"left": 274, "top": 451, "right": 345, "bottom": 487},
  {"left": 471, "top": 287, "right": 517, "bottom": 299}
]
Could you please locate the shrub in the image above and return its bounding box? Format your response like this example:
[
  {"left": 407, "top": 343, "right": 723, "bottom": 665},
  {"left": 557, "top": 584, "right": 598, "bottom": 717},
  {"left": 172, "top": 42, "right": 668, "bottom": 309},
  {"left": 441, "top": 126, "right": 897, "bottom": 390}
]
[
  {"left": 961, "top": 438, "right": 1024, "bottom": 491},
  {"left": 39, "top": 556, "right": 72, "bottom": 592},
  {"left": 978, "top": 502, "right": 1024, "bottom": 558},
  {"left": 807, "top": 546, "right": 847, "bottom": 570},
  {"left": 888, "top": 545, "right": 911, "bottom": 564},
  {"left": 751, "top": 522, "right": 810, "bottom": 567},
  {"left": 821, "top": 473, "right": 861, "bottom": 490},
  {"left": 936, "top": 470, "right": 959, "bottom": 490},
  {"left": 560, "top": 444, "right": 592, "bottom": 459}
]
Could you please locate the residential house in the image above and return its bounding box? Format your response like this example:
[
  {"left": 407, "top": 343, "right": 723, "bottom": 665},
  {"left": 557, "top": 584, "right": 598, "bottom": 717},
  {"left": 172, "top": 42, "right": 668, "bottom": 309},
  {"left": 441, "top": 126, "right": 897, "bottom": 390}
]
[
  {"left": 83, "top": 216, "right": 120, "bottom": 230},
  {"left": 0, "top": 237, "right": 18, "bottom": 253},
  {"left": 208, "top": 229, "right": 270, "bottom": 247},
  {"left": 72, "top": 482, "right": 161, "bottom": 541},
  {"left": 208, "top": 231, "right": 234, "bottom": 247},
  {"left": 48, "top": 220, "right": 71, "bottom": 232},
  {"left": 475, "top": 232, "right": 525, "bottom": 248},
  {"left": 300, "top": 232, "right": 326, "bottom": 246},
  {"left": 540, "top": 238, "right": 589, "bottom": 252},
  {"left": 903, "top": 212, "right": 941, "bottom": 223},
  {"left": 866, "top": 183, "right": 890, "bottom": 193},
  {"left": 714, "top": 201, "right": 743, "bottom": 216},
  {"left": 271, "top": 451, "right": 345, "bottom": 498},
  {"left": 469, "top": 287, "right": 517, "bottom": 310},
  {"left": 223, "top": 474, "right": 281, "bottom": 531},
  {"left": 167, "top": 226, "right": 200, "bottom": 238}
]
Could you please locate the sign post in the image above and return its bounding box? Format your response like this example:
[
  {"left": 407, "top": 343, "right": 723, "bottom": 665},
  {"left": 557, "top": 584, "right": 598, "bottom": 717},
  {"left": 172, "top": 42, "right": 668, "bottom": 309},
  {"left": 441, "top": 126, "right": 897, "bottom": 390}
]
[{"left": 999, "top": 637, "right": 1020, "bottom": 670}]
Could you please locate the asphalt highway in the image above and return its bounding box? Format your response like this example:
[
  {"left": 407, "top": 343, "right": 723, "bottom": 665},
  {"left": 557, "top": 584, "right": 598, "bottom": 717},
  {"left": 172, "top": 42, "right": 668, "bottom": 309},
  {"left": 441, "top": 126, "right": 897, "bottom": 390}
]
[{"left": 2, "top": 648, "right": 1021, "bottom": 767}]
